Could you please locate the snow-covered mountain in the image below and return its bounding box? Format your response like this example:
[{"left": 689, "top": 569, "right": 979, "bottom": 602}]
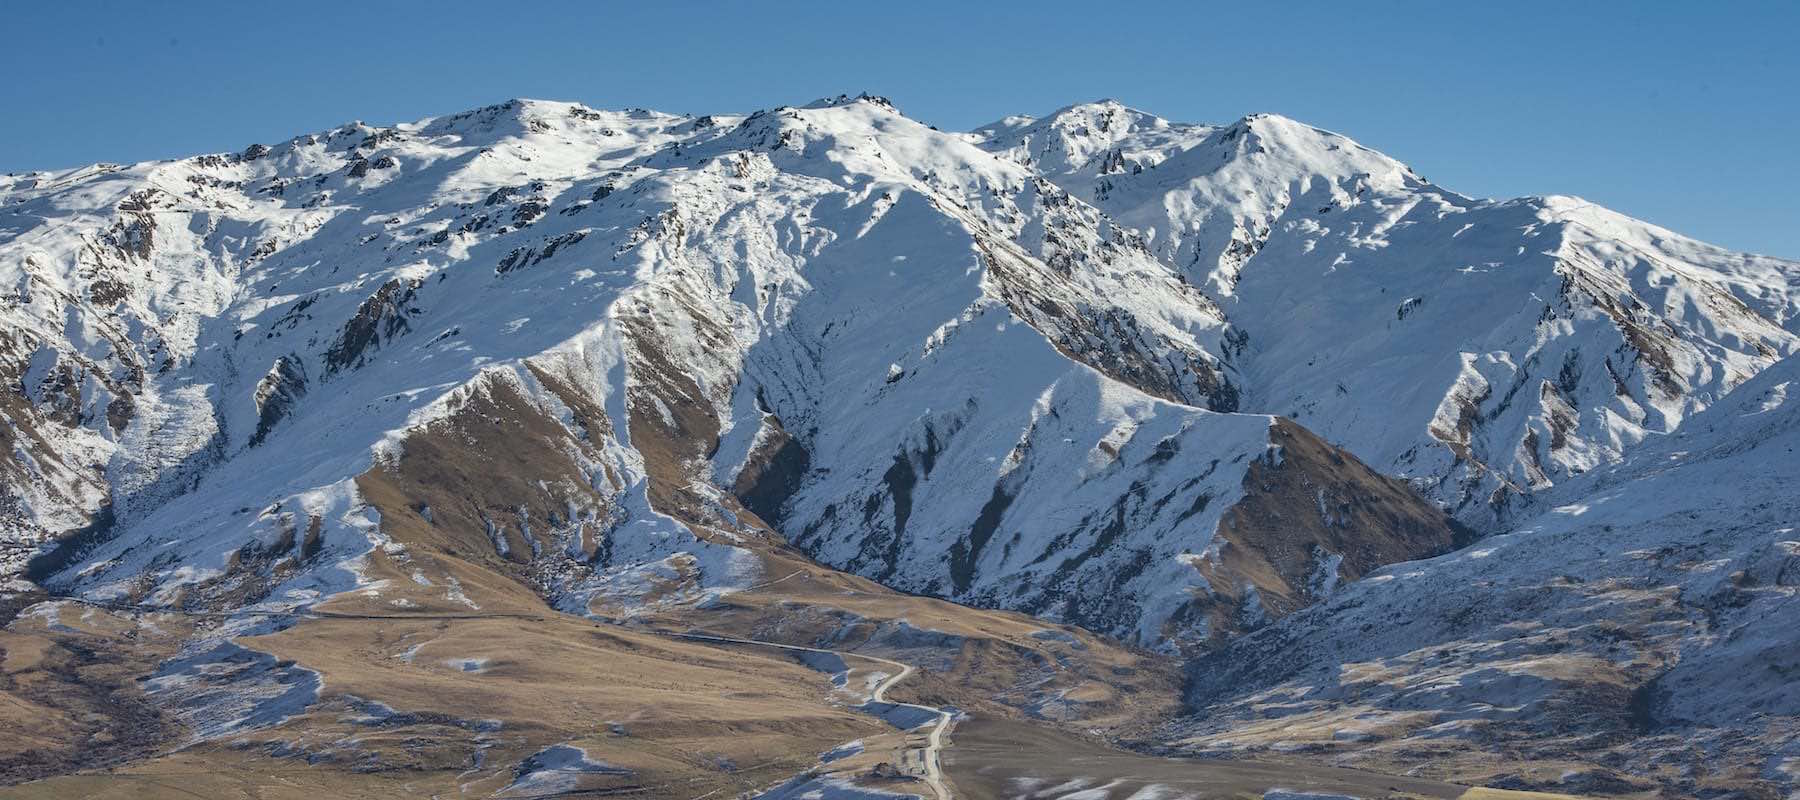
[
  {"left": 976, "top": 101, "right": 1799, "bottom": 517},
  {"left": 2, "top": 95, "right": 1795, "bottom": 657}
]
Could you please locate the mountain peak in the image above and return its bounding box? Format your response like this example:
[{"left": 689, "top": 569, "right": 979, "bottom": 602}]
[
  {"left": 804, "top": 92, "right": 902, "bottom": 113},
  {"left": 1041, "top": 98, "right": 1164, "bottom": 128}
]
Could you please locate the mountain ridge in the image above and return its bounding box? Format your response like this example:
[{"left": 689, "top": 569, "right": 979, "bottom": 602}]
[{"left": 2, "top": 95, "right": 1793, "bottom": 649}]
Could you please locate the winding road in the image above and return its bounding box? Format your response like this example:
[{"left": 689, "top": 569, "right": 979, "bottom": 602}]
[{"left": 671, "top": 631, "right": 954, "bottom": 800}]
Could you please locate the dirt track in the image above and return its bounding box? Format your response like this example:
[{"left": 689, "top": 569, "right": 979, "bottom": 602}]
[{"left": 672, "top": 631, "right": 953, "bottom": 799}]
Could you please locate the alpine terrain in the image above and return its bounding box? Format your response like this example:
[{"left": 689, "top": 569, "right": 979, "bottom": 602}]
[{"left": 1, "top": 93, "right": 1795, "bottom": 799}]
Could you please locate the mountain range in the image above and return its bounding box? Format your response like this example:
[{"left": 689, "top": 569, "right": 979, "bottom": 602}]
[{"left": 2, "top": 94, "right": 1795, "bottom": 799}]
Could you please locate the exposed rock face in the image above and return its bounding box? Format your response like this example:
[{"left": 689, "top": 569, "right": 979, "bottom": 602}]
[
  {"left": 324, "top": 277, "right": 423, "bottom": 375},
  {"left": 977, "top": 233, "right": 1240, "bottom": 412},
  {"left": 729, "top": 409, "right": 810, "bottom": 527},
  {"left": 251, "top": 355, "right": 307, "bottom": 446}
]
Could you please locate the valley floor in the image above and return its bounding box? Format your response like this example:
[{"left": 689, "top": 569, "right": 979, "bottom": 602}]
[{"left": 0, "top": 573, "right": 1594, "bottom": 800}]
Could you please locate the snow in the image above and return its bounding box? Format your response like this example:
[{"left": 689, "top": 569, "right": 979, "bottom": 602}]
[
  {"left": 974, "top": 104, "right": 1797, "bottom": 522},
  {"left": 754, "top": 775, "right": 919, "bottom": 800},
  {"left": 819, "top": 739, "right": 864, "bottom": 763},
  {"left": 501, "top": 744, "right": 630, "bottom": 796},
  {"left": 145, "top": 632, "right": 324, "bottom": 742}
]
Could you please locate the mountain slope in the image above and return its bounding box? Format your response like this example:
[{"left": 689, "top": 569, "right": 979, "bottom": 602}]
[{"left": 1174, "top": 352, "right": 1800, "bottom": 798}]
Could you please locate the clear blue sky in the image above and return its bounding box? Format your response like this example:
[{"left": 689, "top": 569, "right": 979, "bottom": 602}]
[{"left": 5, "top": 1, "right": 1796, "bottom": 258}]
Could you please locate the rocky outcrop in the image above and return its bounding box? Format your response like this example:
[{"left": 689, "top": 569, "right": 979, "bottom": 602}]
[
  {"left": 324, "top": 277, "right": 422, "bottom": 375},
  {"left": 250, "top": 355, "right": 308, "bottom": 446}
]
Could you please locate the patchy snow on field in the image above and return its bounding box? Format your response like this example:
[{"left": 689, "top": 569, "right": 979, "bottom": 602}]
[
  {"left": 501, "top": 743, "right": 630, "bottom": 796},
  {"left": 145, "top": 634, "right": 323, "bottom": 742},
  {"left": 755, "top": 774, "right": 921, "bottom": 800}
]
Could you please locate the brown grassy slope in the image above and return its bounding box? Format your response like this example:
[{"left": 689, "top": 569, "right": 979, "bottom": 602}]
[
  {"left": 1179, "top": 418, "right": 1469, "bottom": 644},
  {"left": 0, "top": 614, "right": 881, "bottom": 799},
  {"left": 0, "top": 604, "right": 190, "bottom": 785}
]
